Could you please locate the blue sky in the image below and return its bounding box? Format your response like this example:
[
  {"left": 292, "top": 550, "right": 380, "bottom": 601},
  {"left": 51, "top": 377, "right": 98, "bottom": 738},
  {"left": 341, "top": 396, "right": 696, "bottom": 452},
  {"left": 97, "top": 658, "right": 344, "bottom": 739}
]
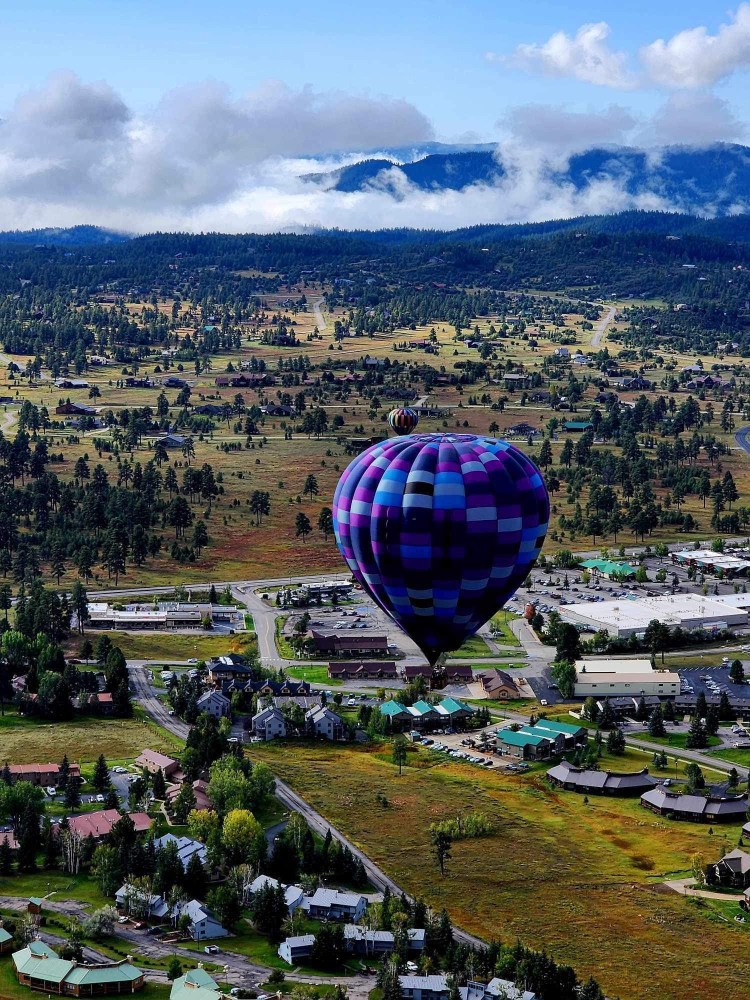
[
  {"left": 1, "top": 2, "right": 750, "bottom": 231},
  {"left": 2, "top": 0, "right": 748, "bottom": 138}
]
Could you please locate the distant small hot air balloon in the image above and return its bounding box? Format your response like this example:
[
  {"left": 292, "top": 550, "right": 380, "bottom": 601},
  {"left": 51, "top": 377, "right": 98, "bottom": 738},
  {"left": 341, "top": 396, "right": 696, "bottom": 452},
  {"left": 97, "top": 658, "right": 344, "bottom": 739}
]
[
  {"left": 333, "top": 433, "right": 549, "bottom": 665},
  {"left": 387, "top": 407, "right": 419, "bottom": 436}
]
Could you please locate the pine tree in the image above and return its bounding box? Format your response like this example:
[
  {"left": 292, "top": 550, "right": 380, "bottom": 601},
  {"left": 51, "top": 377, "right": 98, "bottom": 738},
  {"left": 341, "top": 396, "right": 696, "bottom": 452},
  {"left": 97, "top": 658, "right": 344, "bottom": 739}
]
[
  {"left": 152, "top": 767, "right": 167, "bottom": 800},
  {"left": 92, "top": 754, "right": 110, "bottom": 792},
  {"left": 648, "top": 705, "right": 666, "bottom": 738},
  {"left": 0, "top": 835, "right": 12, "bottom": 874}
]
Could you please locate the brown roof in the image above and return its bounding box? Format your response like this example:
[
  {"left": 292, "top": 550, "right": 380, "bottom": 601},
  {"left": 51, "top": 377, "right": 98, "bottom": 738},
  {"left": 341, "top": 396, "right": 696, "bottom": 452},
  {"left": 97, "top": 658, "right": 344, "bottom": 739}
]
[{"left": 68, "top": 809, "right": 152, "bottom": 840}]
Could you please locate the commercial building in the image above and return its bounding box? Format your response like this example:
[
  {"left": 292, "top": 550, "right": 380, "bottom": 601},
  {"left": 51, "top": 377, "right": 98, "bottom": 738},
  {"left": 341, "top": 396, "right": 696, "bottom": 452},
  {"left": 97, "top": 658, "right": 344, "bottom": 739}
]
[
  {"left": 672, "top": 549, "right": 750, "bottom": 578},
  {"left": 640, "top": 788, "right": 748, "bottom": 823},
  {"left": 547, "top": 760, "right": 657, "bottom": 796},
  {"left": 86, "top": 601, "right": 244, "bottom": 631},
  {"left": 170, "top": 968, "right": 222, "bottom": 1000},
  {"left": 564, "top": 593, "right": 748, "bottom": 639},
  {"left": 12, "top": 943, "right": 144, "bottom": 996},
  {"left": 573, "top": 658, "right": 680, "bottom": 698}
]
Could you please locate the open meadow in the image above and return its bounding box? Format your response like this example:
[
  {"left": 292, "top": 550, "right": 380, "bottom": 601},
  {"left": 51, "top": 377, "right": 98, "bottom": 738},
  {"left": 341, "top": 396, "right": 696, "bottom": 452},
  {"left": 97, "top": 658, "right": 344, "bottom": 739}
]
[
  {"left": 0, "top": 708, "right": 183, "bottom": 764},
  {"left": 248, "top": 739, "right": 750, "bottom": 1000}
]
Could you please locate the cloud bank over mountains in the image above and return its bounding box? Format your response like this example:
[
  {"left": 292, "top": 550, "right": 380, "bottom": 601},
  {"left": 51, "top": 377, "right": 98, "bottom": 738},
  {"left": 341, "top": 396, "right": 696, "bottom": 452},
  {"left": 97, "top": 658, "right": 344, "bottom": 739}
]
[{"left": 0, "top": 60, "right": 747, "bottom": 234}]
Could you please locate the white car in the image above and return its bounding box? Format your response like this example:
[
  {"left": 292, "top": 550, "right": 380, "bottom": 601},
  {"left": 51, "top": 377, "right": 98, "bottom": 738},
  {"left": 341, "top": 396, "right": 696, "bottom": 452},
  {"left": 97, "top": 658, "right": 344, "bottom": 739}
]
[
  {"left": 347, "top": 697, "right": 357, "bottom": 706},
  {"left": 46, "top": 786, "right": 56, "bottom": 796},
  {"left": 96, "top": 794, "right": 105, "bottom": 803},
  {"left": 112, "top": 766, "right": 127, "bottom": 774}
]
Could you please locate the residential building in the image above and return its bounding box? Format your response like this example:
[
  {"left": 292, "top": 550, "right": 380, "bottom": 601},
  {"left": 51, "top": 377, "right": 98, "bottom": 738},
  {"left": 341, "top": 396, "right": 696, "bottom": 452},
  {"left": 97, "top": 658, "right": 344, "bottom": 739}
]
[
  {"left": 0, "top": 925, "right": 13, "bottom": 954},
  {"left": 245, "top": 678, "right": 312, "bottom": 698},
  {"left": 399, "top": 975, "right": 451, "bottom": 1000},
  {"left": 248, "top": 875, "right": 304, "bottom": 914},
  {"left": 707, "top": 848, "right": 750, "bottom": 888},
  {"left": 12, "top": 943, "right": 144, "bottom": 996},
  {"left": 253, "top": 706, "right": 287, "bottom": 741},
  {"left": 67, "top": 809, "right": 152, "bottom": 842},
  {"left": 115, "top": 884, "right": 170, "bottom": 920},
  {"left": 462, "top": 980, "right": 537, "bottom": 1000},
  {"left": 207, "top": 655, "right": 254, "bottom": 684},
  {"left": 327, "top": 661, "right": 398, "bottom": 680},
  {"left": 196, "top": 690, "right": 231, "bottom": 719},
  {"left": 55, "top": 402, "right": 95, "bottom": 416},
  {"left": 166, "top": 778, "right": 211, "bottom": 812},
  {"left": 134, "top": 749, "right": 180, "bottom": 778},
  {"left": 443, "top": 665, "right": 473, "bottom": 683},
  {"left": 402, "top": 665, "right": 434, "bottom": 682},
  {"left": 547, "top": 760, "right": 657, "bottom": 796},
  {"left": 5, "top": 762, "right": 81, "bottom": 786},
  {"left": 496, "top": 728, "right": 554, "bottom": 760},
  {"left": 344, "top": 926, "right": 425, "bottom": 956},
  {"left": 278, "top": 935, "right": 315, "bottom": 965},
  {"left": 303, "top": 888, "right": 367, "bottom": 922},
  {"left": 305, "top": 706, "right": 345, "bottom": 741},
  {"left": 171, "top": 899, "right": 228, "bottom": 940},
  {"left": 380, "top": 700, "right": 412, "bottom": 728},
  {"left": 532, "top": 718, "right": 587, "bottom": 750},
  {"left": 153, "top": 834, "right": 207, "bottom": 870}
]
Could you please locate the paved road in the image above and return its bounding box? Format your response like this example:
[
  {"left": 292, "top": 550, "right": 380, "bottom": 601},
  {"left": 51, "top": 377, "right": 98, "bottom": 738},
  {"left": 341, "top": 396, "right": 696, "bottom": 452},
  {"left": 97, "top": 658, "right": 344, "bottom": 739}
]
[
  {"left": 664, "top": 878, "right": 744, "bottom": 902},
  {"left": 590, "top": 304, "right": 616, "bottom": 348},
  {"left": 130, "top": 664, "right": 486, "bottom": 952},
  {"left": 735, "top": 425, "right": 750, "bottom": 459}
]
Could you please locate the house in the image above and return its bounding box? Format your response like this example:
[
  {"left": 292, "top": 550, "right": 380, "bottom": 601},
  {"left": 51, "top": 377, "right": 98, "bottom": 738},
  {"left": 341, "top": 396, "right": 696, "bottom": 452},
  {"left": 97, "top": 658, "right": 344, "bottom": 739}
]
[
  {"left": 245, "top": 677, "right": 312, "bottom": 698},
  {"left": 563, "top": 420, "right": 593, "bottom": 432},
  {"left": 462, "top": 980, "right": 537, "bottom": 1000},
  {"left": 407, "top": 700, "right": 440, "bottom": 726},
  {"left": 55, "top": 379, "right": 90, "bottom": 389},
  {"left": 402, "top": 664, "right": 434, "bottom": 681},
  {"left": 497, "top": 728, "right": 554, "bottom": 760},
  {"left": 153, "top": 834, "right": 207, "bottom": 870},
  {"left": 163, "top": 376, "right": 188, "bottom": 389},
  {"left": 134, "top": 749, "right": 180, "bottom": 778},
  {"left": 305, "top": 706, "right": 345, "bottom": 741},
  {"left": 476, "top": 669, "right": 519, "bottom": 700},
  {"left": 170, "top": 968, "right": 222, "bottom": 1000},
  {"left": 547, "top": 760, "right": 657, "bottom": 796},
  {"left": 707, "top": 848, "right": 750, "bottom": 888},
  {"left": 67, "top": 809, "right": 152, "bottom": 842},
  {"left": 261, "top": 403, "right": 295, "bottom": 417},
  {"left": 215, "top": 373, "right": 270, "bottom": 388},
  {"left": 303, "top": 888, "right": 367, "bottom": 922},
  {"left": 156, "top": 433, "right": 187, "bottom": 449},
  {"left": 640, "top": 788, "right": 748, "bottom": 823},
  {"left": 115, "top": 884, "right": 170, "bottom": 920},
  {"left": 196, "top": 690, "right": 231, "bottom": 719},
  {"left": 5, "top": 762, "right": 81, "bottom": 786},
  {"left": 253, "top": 706, "right": 288, "bottom": 741},
  {"left": 12, "top": 943, "right": 144, "bottom": 996},
  {"left": 194, "top": 403, "right": 224, "bottom": 416},
  {"left": 54, "top": 402, "right": 95, "bottom": 416},
  {"left": 86, "top": 692, "right": 113, "bottom": 715},
  {"left": 249, "top": 875, "right": 304, "bottom": 914},
  {"left": 435, "top": 697, "right": 474, "bottom": 724},
  {"left": 553, "top": 347, "right": 570, "bottom": 359},
  {"left": 125, "top": 377, "right": 154, "bottom": 388},
  {"left": 503, "top": 374, "right": 530, "bottom": 390},
  {"left": 171, "top": 899, "right": 228, "bottom": 940},
  {"left": 278, "top": 935, "right": 315, "bottom": 965}
]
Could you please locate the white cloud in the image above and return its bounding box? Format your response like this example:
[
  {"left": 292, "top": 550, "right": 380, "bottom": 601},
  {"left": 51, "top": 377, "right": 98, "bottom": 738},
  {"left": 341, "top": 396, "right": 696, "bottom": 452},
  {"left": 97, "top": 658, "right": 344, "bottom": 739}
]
[
  {"left": 640, "top": 4, "right": 750, "bottom": 88},
  {"left": 495, "top": 22, "right": 635, "bottom": 89}
]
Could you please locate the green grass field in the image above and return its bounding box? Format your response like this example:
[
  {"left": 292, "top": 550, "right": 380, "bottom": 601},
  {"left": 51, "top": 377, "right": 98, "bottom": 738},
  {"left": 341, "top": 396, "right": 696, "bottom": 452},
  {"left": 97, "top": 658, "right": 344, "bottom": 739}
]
[
  {"left": 286, "top": 665, "right": 342, "bottom": 686},
  {"left": 709, "top": 747, "right": 750, "bottom": 767},
  {"left": 247, "top": 739, "right": 749, "bottom": 1000},
  {"left": 70, "top": 631, "right": 256, "bottom": 662},
  {"left": 0, "top": 708, "right": 183, "bottom": 764},
  {"left": 449, "top": 636, "right": 493, "bottom": 658},
  {"left": 642, "top": 732, "right": 722, "bottom": 750}
]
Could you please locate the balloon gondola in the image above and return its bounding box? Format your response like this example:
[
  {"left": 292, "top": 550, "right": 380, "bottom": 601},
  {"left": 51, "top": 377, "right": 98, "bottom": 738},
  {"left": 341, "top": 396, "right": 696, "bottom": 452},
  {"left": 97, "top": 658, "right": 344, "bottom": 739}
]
[{"left": 333, "top": 433, "right": 549, "bottom": 666}]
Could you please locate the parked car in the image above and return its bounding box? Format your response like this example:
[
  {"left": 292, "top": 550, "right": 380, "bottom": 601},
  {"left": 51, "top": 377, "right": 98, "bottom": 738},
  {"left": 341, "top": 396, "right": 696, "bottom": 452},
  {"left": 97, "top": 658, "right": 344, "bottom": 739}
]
[
  {"left": 204, "top": 945, "right": 220, "bottom": 955},
  {"left": 46, "top": 786, "right": 56, "bottom": 796}
]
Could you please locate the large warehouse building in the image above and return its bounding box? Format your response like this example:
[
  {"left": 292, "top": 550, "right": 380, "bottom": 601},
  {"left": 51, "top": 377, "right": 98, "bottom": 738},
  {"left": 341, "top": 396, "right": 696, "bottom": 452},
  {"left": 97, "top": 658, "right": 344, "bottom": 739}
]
[
  {"left": 564, "top": 593, "right": 748, "bottom": 639},
  {"left": 574, "top": 658, "right": 680, "bottom": 698}
]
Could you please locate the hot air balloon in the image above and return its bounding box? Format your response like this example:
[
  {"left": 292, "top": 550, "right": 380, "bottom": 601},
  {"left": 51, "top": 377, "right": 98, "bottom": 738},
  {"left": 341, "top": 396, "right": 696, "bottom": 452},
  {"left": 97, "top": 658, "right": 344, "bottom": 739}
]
[
  {"left": 387, "top": 406, "right": 419, "bottom": 436},
  {"left": 333, "top": 433, "right": 549, "bottom": 665}
]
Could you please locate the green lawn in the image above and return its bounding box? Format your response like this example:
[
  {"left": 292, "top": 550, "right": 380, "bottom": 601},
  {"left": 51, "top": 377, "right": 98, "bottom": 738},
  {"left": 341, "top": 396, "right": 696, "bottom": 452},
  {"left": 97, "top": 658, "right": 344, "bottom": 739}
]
[
  {"left": 709, "top": 747, "right": 750, "bottom": 767},
  {"left": 70, "top": 631, "right": 256, "bottom": 662},
  {"left": 488, "top": 616, "right": 521, "bottom": 646},
  {"left": 286, "top": 665, "right": 342, "bottom": 686},
  {"left": 0, "top": 872, "right": 110, "bottom": 908},
  {"left": 448, "top": 635, "right": 493, "bottom": 658},
  {"left": 0, "top": 708, "right": 183, "bottom": 764},
  {"left": 643, "top": 732, "right": 722, "bottom": 750}
]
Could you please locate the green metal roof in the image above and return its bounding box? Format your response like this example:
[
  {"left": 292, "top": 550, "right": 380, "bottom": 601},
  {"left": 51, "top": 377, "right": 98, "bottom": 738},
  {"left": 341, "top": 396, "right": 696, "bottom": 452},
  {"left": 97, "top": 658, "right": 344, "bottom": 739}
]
[
  {"left": 564, "top": 420, "right": 593, "bottom": 430},
  {"left": 0, "top": 927, "right": 11, "bottom": 943},
  {"left": 66, "top": 963, "right": 142, "bottom": 985},
  {"left": 439, "top": 697, "right": 472, "bottom": 714},
  {"left": 181, "top": 969, "right": 218, "bottom": 989},
  {"left": 27, "top": 897, "right": 43, "bottom": 906},
  {"left": 579, "top": 558, "right": 634, "bottom": 576},
  {"left": 534, "top": 718, "right": 584, "bottom": 736},
  {"left": 15, "top": 956, "right": 73, "bottom": 983},
  {"left": 380, "top": 700, "right": 408, "bottom": 716},
  {"left": 498, "top": 729, "right": 551, "bottom": 747},
  {"left": 411, "top": 700, "right": 436, "bottom": 715},
  {"left": 171, "top": 984, "right": 222, "bottom": 1000}
]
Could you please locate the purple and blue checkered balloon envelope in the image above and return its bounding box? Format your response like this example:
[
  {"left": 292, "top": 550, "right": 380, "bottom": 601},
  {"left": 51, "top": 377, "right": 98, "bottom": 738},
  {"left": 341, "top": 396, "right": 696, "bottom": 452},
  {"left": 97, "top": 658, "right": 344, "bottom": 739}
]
[{"left": 333, "top": 433, "right": 549, "bottom": 666}]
